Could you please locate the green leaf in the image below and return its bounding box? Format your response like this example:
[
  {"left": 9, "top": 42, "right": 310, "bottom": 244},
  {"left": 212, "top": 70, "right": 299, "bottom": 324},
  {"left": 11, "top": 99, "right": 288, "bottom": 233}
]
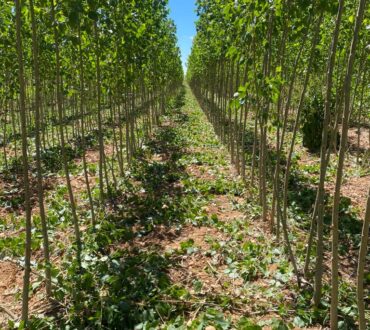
[
  {"left": 237, "top": 317, "right": 262, "bottom": 329},
  {"left": 293, "top": 316, "right": 306, "bottom": 328}
]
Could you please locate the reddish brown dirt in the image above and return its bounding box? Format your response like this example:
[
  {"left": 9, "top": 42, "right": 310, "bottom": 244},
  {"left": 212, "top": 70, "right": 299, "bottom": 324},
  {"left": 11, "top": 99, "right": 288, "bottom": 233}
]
[
  {"left": 75, "top": 144, "right": 115, "bottom": 166},
  {"left": 0, "top": 261, "right": 25, "bottom": 326},
  {"left": 325, "top": 174, "right": 370, "bottom": 218},
  {"left": 124, "top": 223, "right": 244, "bottom": 298},
  {"left": 0, "top": 175, "right": 56, "bottom": 216},
  {"left": 0, "top": 261, "right": 22, "bottom": 322},
  {"left": 122, "top": 224, "right": 224, "bottom": 252},
  {"left": 347, "top": 126, "right": 370, "bottom": 152},
  {"left": 69, "top": 174, "right": 97, "bottom": 195},
  {"left": 340, "top": 174, "right": 369, "bottom": 216},
  {"left": 186, "top": 164, "right": 218, "bottom": 180},
  {"left": 203, "top": 195, "right": 245, "bottom": 222},
  {"left": 298, "top": 134, "right": 369, "bottom": 218},
  {"left": 0, "top": 260, "right": 59, "bottom": 327},
  {"left": 0, "top": 228, "right": 25, "bottom": 240}
]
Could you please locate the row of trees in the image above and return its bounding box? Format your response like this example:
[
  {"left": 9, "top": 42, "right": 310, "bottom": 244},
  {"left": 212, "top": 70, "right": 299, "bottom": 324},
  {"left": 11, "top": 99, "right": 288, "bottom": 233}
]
[
  {"left": 2, "top": 0, "right": 182, "bottom": 325},
  {"left": 187, "top": 0, "right": 369, "bottom": 329}
]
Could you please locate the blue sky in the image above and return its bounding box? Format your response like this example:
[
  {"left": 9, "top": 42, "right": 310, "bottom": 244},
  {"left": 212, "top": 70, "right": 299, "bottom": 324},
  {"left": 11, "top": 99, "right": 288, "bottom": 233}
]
[{"left": 168, "top": 0, "right": 197, "bottom": 71}]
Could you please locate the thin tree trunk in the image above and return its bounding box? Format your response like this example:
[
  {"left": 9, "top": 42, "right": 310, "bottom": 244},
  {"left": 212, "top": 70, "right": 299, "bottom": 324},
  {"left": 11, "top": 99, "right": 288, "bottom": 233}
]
[
  {"left": 281, "top": 14, "right": 323, "bottom": 287},
  {"left": 94, "top": 23, "right": 106, "bottom": 203},
  {"left": 29, "top": 0, "right": 52, "bottom": 298},
  {"left": 330, "top": 1, "right": 367, "bottom": 328},
  {"left": 357, "top": 188, "right": 370, "bottom": 330},
  {"left": 51, "top": 0, "right": 82, "bottom": 267},
  {"left": 78, "top": 24, "right": 96, "bottom": 227},
  {"left": 356, "top": 64, "right": 367, "bottom": 165},
  {"left": 312, "top": 0, "right": 344, "bottom": 307},
  {"left": 15, "top": 0, "right": 33, "bottom": 323}
]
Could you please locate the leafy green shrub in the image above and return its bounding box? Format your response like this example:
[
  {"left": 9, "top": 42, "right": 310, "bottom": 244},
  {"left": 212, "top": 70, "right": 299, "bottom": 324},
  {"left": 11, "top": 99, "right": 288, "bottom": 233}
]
[
  {"left": 7, "top": 156, "right": 23, "bottom": 174},
  {"left": 301, "top": 93, "right": 339, "bottom": 153},
  {"left": 41, "top": 145, "right": 76, "bottom": 172},
  {"left": 73, "top": 132, "right": 98, "bottom": 151}
]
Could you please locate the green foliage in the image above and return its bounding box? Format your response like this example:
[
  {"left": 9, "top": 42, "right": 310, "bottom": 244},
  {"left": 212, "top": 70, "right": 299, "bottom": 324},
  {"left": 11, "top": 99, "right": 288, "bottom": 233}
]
[
  {"left": 301, "top": 92, "right": 326, "bottom": 152},
  {"left": 1, "top": 0, "right": 369, "bottom": 328},
  {"left": 3, "top": 156, "right": 23, "bottom": 176},
  {"left": 301, "top": 92, "right": 340, "bottom": 153},
  {"left": 40, "top": 145, "right": 77, "bottom": 172},
  {"left": 237, "top": 318, "right": 262, "bottom": 329}
]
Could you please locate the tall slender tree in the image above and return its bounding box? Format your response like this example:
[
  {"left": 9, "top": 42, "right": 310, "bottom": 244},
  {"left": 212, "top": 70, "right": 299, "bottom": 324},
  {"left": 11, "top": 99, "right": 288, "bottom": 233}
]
[
  {"left": 330, "top": 0, "right": 367, "bottom": 328},
  {"left": 14, "top": 0, "right": 33, "bottom": 323}
]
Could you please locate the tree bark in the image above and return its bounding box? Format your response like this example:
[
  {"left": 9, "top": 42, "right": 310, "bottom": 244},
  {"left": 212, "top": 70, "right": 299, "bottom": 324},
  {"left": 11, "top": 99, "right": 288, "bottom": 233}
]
[
  {"left": 29, "top": 0, "right": 52, "bottom": 298},
  {"left": 330, "top": 0, "right": 367, "bottom": 328},
  {"left": 312, "top": 0, "right": 344, "bottom": 307},
  {"left": 51, "top": 0, "right": 82, "bottom": 267},
  {"left": 357, "top": 188, "right": 370, "bottom": 330},
  {"left": 15, "top": 0, "right": 33, "bottom": 323}
]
